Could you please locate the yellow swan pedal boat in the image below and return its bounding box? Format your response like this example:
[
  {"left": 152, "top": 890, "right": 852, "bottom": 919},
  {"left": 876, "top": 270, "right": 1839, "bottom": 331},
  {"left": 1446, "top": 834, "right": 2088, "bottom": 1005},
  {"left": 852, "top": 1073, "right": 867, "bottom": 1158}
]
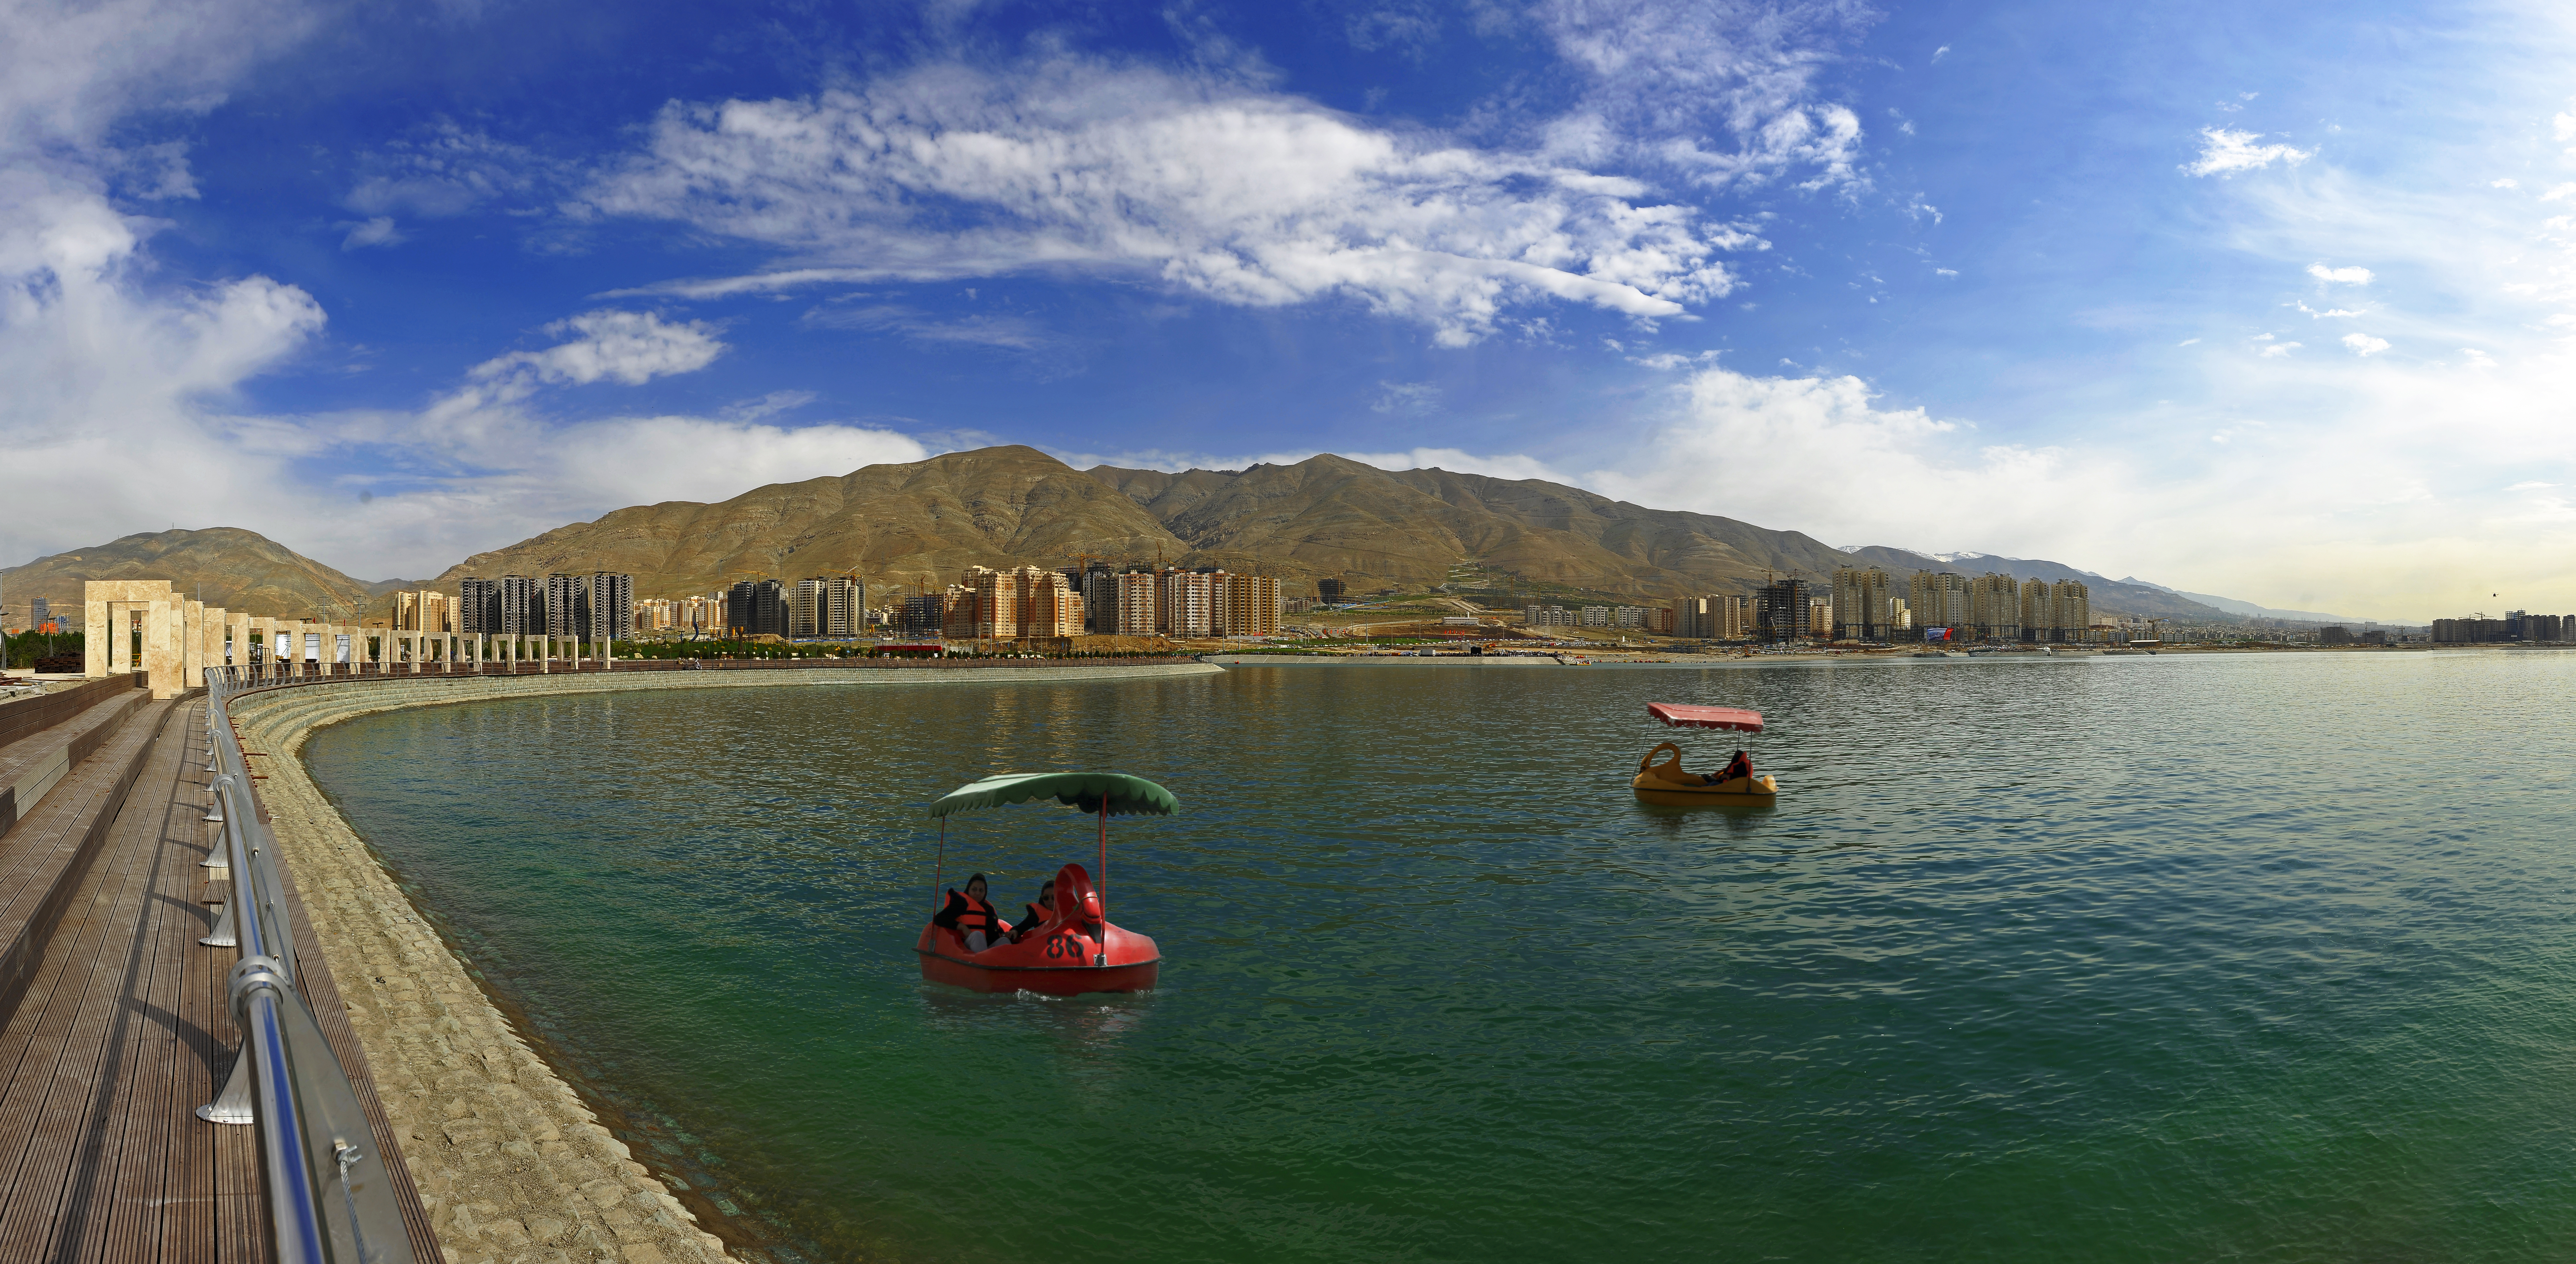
[{"left": 1632, "top": 704, "right": 1779, "bottom": 807}]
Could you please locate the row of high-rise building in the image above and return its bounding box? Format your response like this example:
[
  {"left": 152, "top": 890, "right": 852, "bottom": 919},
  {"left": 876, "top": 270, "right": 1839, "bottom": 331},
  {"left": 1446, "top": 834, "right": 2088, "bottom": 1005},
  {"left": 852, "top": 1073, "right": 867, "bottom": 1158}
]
[
  {"left": 915, "top": 564, "right": 1282, "bottom": 640},
  {"left": 399, "top": 562, "right": 1291, "bottom": 644},
  {"left": 442, "top": 574, "right": 637, "bottom": 642},
  {"left": 933, "top": 566, "right": 1084, "bottom": 639},
  {"left": 1831, "top": 567, "right": 2092, "bottom": 642},
  {"left": 2433, "top": 611, "right": 2572, "bottom": 643},
  {"left": 1524, "top": 605, "right": 1661, "bottom": 629}
]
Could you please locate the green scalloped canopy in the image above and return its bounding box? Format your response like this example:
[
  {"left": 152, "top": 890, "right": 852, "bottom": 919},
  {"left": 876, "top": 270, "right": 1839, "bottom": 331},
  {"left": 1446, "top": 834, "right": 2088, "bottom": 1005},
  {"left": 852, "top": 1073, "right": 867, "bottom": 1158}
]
[{"left": 928, "top": 772, "right": 1179, "bottom": 819}]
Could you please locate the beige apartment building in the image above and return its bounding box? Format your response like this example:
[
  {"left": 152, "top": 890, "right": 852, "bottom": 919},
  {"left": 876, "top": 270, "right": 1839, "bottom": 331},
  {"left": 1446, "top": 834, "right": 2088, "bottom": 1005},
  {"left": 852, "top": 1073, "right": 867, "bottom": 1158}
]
[
  {"left": 1115, "top": 571, "right": 1159, "bottom": 636},
  {"left": 1831, "top": 567, "right": 1895, "bottom": 639},
  {"left": 1910, "top": 570, "right": 1969, "bottom": 634},
  {"left": 392, "top": 589, "right": 450, "bottom": 634},
  {"left": 1021, "top": 568, "right": 1083, "bottom": 637},
  {"left": 790, "top": 575, "right": 864, "bottom": 638},
  {"left": 1674, "top": 594, "right": 1753, "bottom": 640},
  {"left": 1213, "top": 573, "right": 1281, "bottom": 637},
  {"left": 1159, "top": 570, "right": 1215, "bottom": 638},
  {"left": 1967, "top": 573, "right": 2021, "bottom": 641},
  {"left": 943, "top": 565, "right": 1087, "bottom": 640}
]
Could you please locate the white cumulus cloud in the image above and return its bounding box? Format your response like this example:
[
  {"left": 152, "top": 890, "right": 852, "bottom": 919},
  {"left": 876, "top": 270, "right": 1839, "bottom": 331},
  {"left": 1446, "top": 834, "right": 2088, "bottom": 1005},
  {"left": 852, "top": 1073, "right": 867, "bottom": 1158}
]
[
  {"left": 587, "top": 58, "right": 1766, "bottom": 346},
  {"left": 0, "top": 0, "right": 338, "bottom": 578},
  {"left": 2342, "top": 332, "right": 2390, "bottom": 356},
  {"left": 469, "top": 310, "right": 725, "bottom": 389},
  {"left": 2183, "top": 127, "right": 2313, "bottom": 177},
  {"left": 1586, "top": 367, "right": 2105, "bottom": 548},
  {"left": 2307, "top": 263, "right": 2374, "bottom": 285}
]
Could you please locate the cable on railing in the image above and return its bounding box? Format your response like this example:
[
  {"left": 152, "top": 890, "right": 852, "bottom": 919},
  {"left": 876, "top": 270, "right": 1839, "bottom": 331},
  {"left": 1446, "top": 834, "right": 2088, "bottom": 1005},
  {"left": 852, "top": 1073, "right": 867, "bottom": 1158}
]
[{"left": 198, "top": 667, "right": 417, "bottom": 1264}]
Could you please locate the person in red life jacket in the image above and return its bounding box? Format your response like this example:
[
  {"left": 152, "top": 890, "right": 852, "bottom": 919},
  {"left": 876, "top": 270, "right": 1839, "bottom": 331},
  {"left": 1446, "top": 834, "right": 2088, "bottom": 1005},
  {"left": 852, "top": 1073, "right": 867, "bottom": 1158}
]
[
  {"left": 932, "top": 872, "right": 1012, "bottom": 952},
  {"left": 1713, "top": 749, "right": 1753, "bottom": 785},
  {"left": 1008, "top": 878, "right": 1057, "bottom": 944}
]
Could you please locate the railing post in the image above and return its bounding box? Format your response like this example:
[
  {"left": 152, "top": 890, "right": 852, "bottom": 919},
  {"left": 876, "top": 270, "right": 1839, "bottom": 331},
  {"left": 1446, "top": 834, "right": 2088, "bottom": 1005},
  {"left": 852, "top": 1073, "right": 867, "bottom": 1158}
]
[{"left": 195, "top": 674, "right": 419, "bottom": 1263}]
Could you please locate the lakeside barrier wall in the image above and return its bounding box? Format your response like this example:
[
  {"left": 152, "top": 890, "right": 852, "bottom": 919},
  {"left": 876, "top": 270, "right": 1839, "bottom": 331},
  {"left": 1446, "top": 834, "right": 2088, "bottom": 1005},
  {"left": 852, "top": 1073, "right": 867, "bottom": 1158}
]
[{"left": 220, "top": 659, "right": 1221, "bottom": 1260}]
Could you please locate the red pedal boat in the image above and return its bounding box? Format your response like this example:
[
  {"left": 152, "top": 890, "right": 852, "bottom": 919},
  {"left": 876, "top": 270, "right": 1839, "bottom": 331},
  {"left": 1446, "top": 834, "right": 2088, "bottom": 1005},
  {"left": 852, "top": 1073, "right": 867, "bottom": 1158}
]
[{"left": 914, "top": 771, "right": 1172, "bottom": 996}]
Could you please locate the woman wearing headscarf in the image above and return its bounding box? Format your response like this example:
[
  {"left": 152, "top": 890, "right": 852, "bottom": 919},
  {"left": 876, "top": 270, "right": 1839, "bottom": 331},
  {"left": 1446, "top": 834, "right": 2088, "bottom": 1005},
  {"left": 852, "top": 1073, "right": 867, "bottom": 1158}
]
[{"left": 932, "top": 872, "right": 1011, "bottom": 952}]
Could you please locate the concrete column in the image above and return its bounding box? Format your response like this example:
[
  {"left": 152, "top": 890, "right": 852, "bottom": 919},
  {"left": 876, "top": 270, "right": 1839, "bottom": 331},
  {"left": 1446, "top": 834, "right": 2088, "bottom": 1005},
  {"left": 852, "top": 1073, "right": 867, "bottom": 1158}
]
[
  {"left": 143, "top": 600, "right": 180, "bottom": 698},
  {"left": 540, "top": 632, "right": 550, "bottom": 674},
  {"left": 197, "top": 605, "right": 224, "bottom": 685},
  {"left": 83, "top": 589, "right": 108, "bottom": 677},
  {"left": 106, "top": 603, "right": 128, "bottom": 674},
  {"left": 181, "top": 600, "right": 206, "bottom": 689}
]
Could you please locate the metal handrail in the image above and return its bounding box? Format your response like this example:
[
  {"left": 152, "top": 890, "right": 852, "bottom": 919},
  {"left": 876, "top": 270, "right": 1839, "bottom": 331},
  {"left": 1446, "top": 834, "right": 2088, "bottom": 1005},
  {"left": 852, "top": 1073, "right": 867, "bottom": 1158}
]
[{"left": 198, "top": 668, "right": 417, "bottom": 1264}]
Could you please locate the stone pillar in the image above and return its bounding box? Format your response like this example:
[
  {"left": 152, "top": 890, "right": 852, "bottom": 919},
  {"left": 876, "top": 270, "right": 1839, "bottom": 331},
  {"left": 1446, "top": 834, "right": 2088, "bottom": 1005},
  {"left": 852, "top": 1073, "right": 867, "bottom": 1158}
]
[
  {"left": 181, "top": 600, "right": 206, "bottom": 689},
  {"left": 142, "top": 599, "right": 180, "bottom": 698},
  {"left": 83, "top": 580, "right": 175, "bottom": 679},
  {"left": 84, "top": 591, "right": 108, "bottom": 677},
  {"left": 197, "top": 605, "right": 223, "bottom": 685},
  {"left": 104, "top": 603, "right": 128, "bottom": 675}
]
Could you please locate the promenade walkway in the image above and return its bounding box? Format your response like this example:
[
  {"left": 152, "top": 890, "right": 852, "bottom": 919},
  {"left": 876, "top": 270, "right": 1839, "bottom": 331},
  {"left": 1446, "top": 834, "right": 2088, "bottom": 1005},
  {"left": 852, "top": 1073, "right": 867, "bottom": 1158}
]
[{"left": 0, "top": 693, "right": 437, "bottom": 1260}]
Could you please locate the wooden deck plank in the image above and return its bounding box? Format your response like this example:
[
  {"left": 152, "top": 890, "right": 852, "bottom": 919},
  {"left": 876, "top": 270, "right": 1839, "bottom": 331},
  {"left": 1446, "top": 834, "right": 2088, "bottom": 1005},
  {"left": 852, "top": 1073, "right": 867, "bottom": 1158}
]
[
  {"left": 86, "top": 706, "right": 205, "bottom": 1264},
  {"left": 0, "top": 693, "right": 440, "bottom": 1262},
  {"left": 0, "top": 695, "right": 176, "bottom": 1045},
  {"left": 0, "top": 707, "right": 181, "bottom": 1260}
]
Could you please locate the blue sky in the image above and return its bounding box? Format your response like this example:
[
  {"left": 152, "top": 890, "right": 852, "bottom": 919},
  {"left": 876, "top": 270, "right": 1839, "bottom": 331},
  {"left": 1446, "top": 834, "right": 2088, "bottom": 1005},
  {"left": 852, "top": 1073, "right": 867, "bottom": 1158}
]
[{"left": 4, "top": 0, "right": 2572, "bottom": 620}]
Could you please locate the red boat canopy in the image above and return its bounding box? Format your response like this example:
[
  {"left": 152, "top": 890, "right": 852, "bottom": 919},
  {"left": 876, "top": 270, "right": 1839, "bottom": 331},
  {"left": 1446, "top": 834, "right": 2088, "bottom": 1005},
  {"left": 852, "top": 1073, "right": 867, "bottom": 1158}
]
[{"left": 1646, "top": 703, "right": 1764, "bottom": 733}]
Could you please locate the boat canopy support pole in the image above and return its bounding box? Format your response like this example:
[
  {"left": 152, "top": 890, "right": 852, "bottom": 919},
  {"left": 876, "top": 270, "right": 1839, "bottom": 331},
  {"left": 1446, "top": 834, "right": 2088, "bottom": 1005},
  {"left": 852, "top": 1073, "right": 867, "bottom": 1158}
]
[
  {"left": 931, "top": 818, "right": 946, "bottom": 915},
  {"left": 1096, "top": 800, "right": 1108, "bottom": 968}
]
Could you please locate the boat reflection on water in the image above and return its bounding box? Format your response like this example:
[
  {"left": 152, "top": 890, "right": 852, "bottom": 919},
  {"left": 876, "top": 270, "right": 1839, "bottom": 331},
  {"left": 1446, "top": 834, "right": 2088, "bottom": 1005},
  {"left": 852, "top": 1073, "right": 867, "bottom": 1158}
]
[{"left": 914, "top": 987, "right": 1153, "bottom": 1053}]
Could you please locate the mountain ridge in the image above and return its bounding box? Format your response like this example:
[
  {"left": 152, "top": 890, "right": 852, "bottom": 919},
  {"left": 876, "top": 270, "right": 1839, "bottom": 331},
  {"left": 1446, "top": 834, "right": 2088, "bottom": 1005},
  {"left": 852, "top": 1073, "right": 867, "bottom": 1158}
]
[
  {"left": 0, "top": 528, "right": 380, "bottom": 621},
  {"left": 4, "top": 447, "right": 2334, "bottom": 629}
]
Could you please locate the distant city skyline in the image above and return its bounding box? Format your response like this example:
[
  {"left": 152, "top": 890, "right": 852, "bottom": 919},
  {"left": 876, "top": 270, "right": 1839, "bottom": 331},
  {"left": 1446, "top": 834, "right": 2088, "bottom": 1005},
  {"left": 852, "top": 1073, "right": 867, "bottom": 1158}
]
[{"left": 4, "top": 1, "right": 2571, "bottom": 623}]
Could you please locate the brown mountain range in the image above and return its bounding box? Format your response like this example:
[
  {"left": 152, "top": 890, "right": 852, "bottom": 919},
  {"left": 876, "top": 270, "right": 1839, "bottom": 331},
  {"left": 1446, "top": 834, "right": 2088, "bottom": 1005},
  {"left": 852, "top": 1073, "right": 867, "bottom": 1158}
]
[
  {"left": 430, "top": 445, "right": 1183, "bottom": 600},
  {"left": 425, "top": 445, "right": 1880, "bottom": 602},
  {"left": 0, "top": 528, "right": 379, "bottom": 622},
  {"left": 5, "top": 446, "right": 2245, "bottom": 626}
]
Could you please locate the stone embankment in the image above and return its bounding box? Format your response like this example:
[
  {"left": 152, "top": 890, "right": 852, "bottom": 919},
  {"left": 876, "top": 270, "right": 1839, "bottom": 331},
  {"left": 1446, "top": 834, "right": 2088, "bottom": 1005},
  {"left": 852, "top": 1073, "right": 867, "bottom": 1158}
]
[{"left": 227, "top": 663, "right": 1221, "bottom": 1263}]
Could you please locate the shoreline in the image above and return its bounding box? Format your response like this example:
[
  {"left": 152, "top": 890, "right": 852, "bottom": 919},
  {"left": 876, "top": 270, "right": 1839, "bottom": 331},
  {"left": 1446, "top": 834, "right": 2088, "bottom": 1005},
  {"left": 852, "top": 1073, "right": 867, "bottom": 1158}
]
[{"left": 228, "top": 662, "right": 1223, "bottom": 1262}]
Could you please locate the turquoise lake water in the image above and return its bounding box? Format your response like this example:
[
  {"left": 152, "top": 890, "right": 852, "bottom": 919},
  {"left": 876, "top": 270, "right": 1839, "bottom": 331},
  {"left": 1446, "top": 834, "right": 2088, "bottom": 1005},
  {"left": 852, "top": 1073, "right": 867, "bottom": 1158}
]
[{"left": 302, "top": 653, "right": 2576, "bottom": 1262}]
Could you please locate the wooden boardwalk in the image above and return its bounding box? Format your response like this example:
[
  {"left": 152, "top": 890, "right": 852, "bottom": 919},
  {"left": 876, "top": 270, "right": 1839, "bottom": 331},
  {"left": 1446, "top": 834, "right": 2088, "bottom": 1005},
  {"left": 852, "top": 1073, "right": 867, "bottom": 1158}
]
[{"left": 0, "top": 698, "right": 440, "bottom": 1261}]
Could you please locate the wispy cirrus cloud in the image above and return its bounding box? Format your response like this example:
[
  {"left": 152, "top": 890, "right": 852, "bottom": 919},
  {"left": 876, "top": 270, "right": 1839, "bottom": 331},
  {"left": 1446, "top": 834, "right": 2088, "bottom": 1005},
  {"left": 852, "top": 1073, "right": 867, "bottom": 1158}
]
[
  {"left": 801, "top": 303, "right": 1060, "bottom": 352},
  {"left": 1532, "top": 0, "right": 1878, "bottom": 194},
  {"left": 1369, "top": 381, "right": 1443, "bottom": 415}
]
